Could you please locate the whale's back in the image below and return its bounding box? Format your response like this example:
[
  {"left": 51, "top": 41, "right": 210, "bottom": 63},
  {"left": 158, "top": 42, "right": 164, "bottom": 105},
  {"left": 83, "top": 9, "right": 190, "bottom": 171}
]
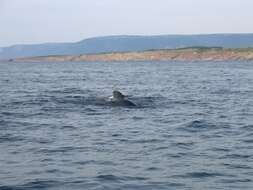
[{"left": 110, "top": 99, "right": 136, "bottom": 107}]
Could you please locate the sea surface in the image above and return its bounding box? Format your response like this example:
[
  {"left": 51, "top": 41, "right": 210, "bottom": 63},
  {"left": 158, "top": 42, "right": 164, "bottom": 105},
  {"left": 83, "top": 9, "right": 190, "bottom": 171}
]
[{"left": 1, "top": 61, "right": 253, "bottom": 190}]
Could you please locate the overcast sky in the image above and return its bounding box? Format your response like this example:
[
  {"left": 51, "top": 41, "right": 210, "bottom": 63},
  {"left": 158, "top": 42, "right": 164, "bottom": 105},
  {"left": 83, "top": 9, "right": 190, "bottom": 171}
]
[{"left": 0, "top": 0, "right": 253, "bottom": 46}]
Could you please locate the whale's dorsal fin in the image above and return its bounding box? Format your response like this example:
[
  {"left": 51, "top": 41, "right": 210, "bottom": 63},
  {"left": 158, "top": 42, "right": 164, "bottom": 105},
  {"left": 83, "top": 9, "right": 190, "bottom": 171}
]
[
  {"left": 108, "top": 90, "right": 136, "bottom": 107},
  {"left": 113, "top": 90, "right": 125, "bottom": 100}
]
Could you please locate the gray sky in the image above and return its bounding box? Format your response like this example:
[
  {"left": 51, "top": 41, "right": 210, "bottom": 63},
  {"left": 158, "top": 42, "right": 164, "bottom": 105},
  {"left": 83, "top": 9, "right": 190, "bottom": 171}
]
[{"left": 0, "top": 0, "right": 253, "bottom": 46}]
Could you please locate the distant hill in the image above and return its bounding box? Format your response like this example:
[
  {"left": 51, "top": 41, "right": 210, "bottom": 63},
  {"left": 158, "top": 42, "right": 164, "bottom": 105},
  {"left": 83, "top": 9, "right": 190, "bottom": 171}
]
[{"left": 1, "top": 34, "right": 253, "bottom": 59}]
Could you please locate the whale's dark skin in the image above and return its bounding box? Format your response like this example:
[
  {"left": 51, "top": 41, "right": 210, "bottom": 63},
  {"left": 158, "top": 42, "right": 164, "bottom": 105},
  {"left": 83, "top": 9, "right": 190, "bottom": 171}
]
[
  {"left": 108, "top": 91, "right": 136, "bottom": 107},
  {"left": 109, "top": 99, "right": 136, "bottom": 107}
]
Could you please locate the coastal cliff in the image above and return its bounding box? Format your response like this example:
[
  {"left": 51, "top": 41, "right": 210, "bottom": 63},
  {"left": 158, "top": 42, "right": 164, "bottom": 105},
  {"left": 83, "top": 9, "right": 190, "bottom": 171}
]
[{"left": 12, "top": 48, "right": 253, "bottom": 62}]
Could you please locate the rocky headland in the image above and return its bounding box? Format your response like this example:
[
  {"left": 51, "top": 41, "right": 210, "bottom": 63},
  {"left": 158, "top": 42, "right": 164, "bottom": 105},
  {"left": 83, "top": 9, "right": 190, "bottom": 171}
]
[{"left": 9, "top": 47, "right": 253, "bottom": 62}]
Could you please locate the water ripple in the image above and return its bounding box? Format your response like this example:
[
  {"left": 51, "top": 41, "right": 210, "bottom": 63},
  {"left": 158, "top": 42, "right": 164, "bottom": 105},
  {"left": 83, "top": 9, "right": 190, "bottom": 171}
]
[{"left": 1, "top": 61, "right": 253, "bottom": 190}]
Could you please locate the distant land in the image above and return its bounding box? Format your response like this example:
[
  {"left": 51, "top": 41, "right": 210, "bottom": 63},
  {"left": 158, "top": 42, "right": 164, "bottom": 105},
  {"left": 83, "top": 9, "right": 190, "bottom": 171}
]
[
  {"left": 1, "top": 33, "right": 253, "bottom": 60},
  {"left": 12, "top": 47, "right": 253, "bottom": 62}
]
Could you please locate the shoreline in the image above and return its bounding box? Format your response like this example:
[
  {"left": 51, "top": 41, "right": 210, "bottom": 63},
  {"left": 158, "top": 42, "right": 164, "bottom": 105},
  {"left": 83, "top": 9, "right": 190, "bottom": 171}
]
[{"left": 6, "top": 47, "right": 253, "bottom": 62}]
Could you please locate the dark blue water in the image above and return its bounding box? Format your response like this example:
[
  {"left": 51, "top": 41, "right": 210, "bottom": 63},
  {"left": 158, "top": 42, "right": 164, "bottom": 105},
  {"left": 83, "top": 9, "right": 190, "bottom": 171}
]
[{"left": 1, "top": 61, "right": 253, "bottom": 190}]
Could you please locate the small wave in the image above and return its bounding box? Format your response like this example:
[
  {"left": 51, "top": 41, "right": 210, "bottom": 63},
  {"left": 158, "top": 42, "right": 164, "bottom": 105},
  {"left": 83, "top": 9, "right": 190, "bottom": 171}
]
[
  {"left": 96, "top": 174, "right": 148, "bottom": 182},
  {"left": 132, "top": 116, "right": 145, "bottom": 120},
  {"left": 179, "top": 120, "right": 218, "bottom": 132},
  {"left": 210, "top": 147, "right": 231, "bottom": 152},
  {"left": 111, "top": 133, "right": 121, "bottom": 137},
  {"left": 35, "top": 146, "right": 88, "bottom": 154},
  {"left": 241, "top": 125, "right": 253, "bottom": 131},
  {"left": 118, "top": 138, "right": 164, "bottom": 144},
  {"left": 73, "top": 160, "right": 115, "bottom": 166},
  {"left": 1, "top": 112, "right": 14, "bottom": 116},
  {"left": 0, "top": 186, "right": 17, "bottom": 190},
  {"left": 242, "top": 139, "right": 253, "bottom": 143},
  {"left": 210, "top": 89, "right": 250, "bottom": 95},
  {"left": 96, "top": 174, "right": 122, "bottom": 181},
  {"left": 223, "top": 163, "right": 252, "bottom": 170},
  {"left": 172, "top": 141, "right": 195, "bottom": 150},
  {"left": 51, "top": 95, "right": 85, "bottom": 105},
  {"left": 0, "top": 119, "right": 6, "bottom": 126},
  {"left": 146, "top": 167, "right": 161, "bottom": 171},
  {"left": 219, "top": 178, "right": 252, "bottom": 183},
  {"left": 60, "top": 125, "right": 77, "bottom": 130},
  {"left": 0, "top": 111, "right": 42, "bottom": 119},
  {"left": 173, "top": 171, "right": 226, "bottom": 179},
  {"left": 44, "top": 88, "right": 89, "bottom": 95},
  {"left": 0, "top": 134, "right": 25, "bottom": 143},
  {"left": 223, "top": 153, "right": 251, "bottom": 159},
  {"left": 0, "top": 180, "right": 61, "bottom": 190},
  {"left": 132, "top": 138, "right": 164, "bottom": 144}
]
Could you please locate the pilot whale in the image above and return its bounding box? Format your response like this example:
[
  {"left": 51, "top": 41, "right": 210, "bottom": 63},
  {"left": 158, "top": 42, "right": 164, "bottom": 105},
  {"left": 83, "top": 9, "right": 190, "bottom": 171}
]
[{"left": 108, "top": 91, "right": 136, "bottom": 107}]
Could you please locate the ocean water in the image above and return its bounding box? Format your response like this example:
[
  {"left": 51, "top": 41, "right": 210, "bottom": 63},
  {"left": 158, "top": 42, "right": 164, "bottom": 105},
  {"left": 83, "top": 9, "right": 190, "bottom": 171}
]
[{"left": 0, "top": 61, "right": 253, "bottom": 190}]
